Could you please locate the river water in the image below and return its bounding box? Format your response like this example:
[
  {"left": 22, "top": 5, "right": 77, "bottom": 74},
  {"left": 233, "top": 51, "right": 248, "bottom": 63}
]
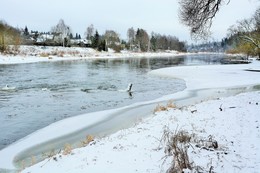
[{"left": 0, "top": 54, "right": 231, "bottom": 149}]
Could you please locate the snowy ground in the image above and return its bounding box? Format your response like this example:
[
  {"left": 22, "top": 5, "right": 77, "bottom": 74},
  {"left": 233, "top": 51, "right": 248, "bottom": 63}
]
[
  {"left": 0, "top": 45, "right": 188, "bottom": 64},
  {"left": 0, "top": 47, "right": 260, "bottom": 172},
  {"left": 21, "top": 91, "right": 260, "bottom": 173}
]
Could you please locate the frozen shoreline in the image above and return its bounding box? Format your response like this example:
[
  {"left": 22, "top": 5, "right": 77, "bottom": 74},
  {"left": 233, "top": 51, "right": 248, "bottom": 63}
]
[
  {"left": 21, "top": 91, "right": 260, "bottom": 173},
  {"left": 0, "top": 45, "right": 192, "bottom": 65},
  {"left": 0, "top": 48, "right": 260, "bottom": 172}
]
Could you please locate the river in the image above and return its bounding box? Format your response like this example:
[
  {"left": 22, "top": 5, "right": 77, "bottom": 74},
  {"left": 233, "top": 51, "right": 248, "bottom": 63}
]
[{"left": 0, "top": 54, "right": 231, "bottom": 149}]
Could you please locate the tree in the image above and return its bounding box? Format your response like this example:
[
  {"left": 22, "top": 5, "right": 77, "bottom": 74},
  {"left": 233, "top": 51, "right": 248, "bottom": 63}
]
[
  {"left": 127, "top": 27, "right": 135, "bottom": 50},
  {"left": 0, "top": 20, "right": 21, "bottom": 53},
  {"left": 24, "top": 26, "right": 29, "bottom": 36},
  {"left": 150, "top": 32, "right": 157, "bottom": 51},
  {"left": 228, "top": 7, "right": 260, "bottom": 58},
  {"left": 92, "top": 30, "right": 100, "bottom": 49},
  {"left": 104, "top": 30, "right": 121, "bottom": 51},
  {"left": 85, "top": 24, "right": 94, "bottom": 40},
  {"left": 179, "top": 0, "right": 224, "bottom": 39},
  {"left": 98, "top": 39, "right": 107, "bottom": 52},
  {"left": 135, "top": 28, "right": 149, "bottom": 52},
  {"left": 255, "top": 7, "right": 260, "bottom": 30},
  {"left": 51, "top": 19, "right": 72, "bottom": 46}
]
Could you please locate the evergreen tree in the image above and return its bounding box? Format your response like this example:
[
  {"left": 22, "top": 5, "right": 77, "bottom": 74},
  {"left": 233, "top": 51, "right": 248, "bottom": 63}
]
[
  {"left": 24, "top": 26, "right": 29, "bottom": 36},
  {"left": 98, "top": 40, "right": 107, "bottom": 51},
  {"left": 69, "top": 33, "right": 73, "bottom": 39},
  {"left": 150, "top": 35, "right": 157, "bottom": 51},
  {"left": 78, "top": 34, "right": 81, "bottom": 39},
  {"left": 92, "top": 30, "right": 100, "bottom": 48}
]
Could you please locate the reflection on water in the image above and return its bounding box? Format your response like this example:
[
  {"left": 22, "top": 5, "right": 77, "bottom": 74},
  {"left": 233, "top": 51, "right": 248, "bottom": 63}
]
[{"left": 0, "top": 54, "right": 230, "bottom": 149}]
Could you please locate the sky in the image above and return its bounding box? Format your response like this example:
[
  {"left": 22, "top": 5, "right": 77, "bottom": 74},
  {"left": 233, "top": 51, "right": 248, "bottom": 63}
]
[{"left": 1, "top": 0, "right": 259, "bottom": 43}]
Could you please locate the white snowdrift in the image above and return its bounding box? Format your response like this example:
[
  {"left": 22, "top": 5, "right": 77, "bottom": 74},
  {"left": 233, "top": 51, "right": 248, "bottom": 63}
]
[{"left": 21, "top": 91, "right": 260, "bottom": 173}]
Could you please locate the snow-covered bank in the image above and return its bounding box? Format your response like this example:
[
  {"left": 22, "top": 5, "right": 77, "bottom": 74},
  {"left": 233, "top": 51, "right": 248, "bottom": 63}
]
[
  {"left": 0, "top": 53, "right": 260, "bottom": 172},
  {"left": 21, "top": 91, "right": 260, "bottom": 173},
  {"left": 0, "top": 46, "right": 189, "bottom": 64}
]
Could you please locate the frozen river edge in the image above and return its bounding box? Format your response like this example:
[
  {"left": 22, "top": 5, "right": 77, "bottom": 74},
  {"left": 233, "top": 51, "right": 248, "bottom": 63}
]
[{"left": 0, "top": 53, "right": 260, "bottom": 172}]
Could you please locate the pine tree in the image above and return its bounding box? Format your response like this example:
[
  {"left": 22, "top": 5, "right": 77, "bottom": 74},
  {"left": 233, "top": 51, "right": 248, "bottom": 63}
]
[
  {"left": 69, "top": 33, "right": 73, "bottom": 39},
  {"left": 92, "top": 30, "right": 100, "bottom": 48},
  {"left": 24, "top": 26, "right": 29, "bottom": 36}
]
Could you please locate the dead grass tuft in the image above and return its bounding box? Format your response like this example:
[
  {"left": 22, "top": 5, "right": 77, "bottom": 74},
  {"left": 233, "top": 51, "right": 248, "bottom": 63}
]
[
  {"left": 62, "top": 143, "right": 73, "bottom": 155},
  {"left": 39, "top": 52, "right": 50, "bottom": 57},
  {"left": 154, "top": 104, "right": 168, "bottom": 113},
  {"left": 81, "top": 135, "right": 94, "bottom": 147},
  {"left": 167, "top": 100, "right": 177, "bottom": 109},
  {"left": 162, "top": 127, "right": 193, "bottom": 173},
  {"left": 153, "top": 100, "right": 177, "bottom": 113}
]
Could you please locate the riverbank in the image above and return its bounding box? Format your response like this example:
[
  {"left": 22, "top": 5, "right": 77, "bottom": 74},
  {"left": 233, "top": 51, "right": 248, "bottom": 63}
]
[
  {"left": 0, "top": 50, "right": 259, "bottom": 172},
  {"left": 21, "top": 58, "right": 260, "bottom": 173},
  {"left": 0, "top": 45, "right": 190, "bottom": 64},
  {"left": 21, "top": 91, "right": 260, "bottom": 173}
]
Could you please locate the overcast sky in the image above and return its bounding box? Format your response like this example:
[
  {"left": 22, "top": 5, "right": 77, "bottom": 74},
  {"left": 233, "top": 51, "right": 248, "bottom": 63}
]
[{"left": 1, "top": 0, "right": 259, "bottom": 43}]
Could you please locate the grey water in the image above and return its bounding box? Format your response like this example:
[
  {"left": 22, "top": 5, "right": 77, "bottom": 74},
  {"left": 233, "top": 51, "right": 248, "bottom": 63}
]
[{"left": 0, "top": 54, "right": 231, "bottom": 150}]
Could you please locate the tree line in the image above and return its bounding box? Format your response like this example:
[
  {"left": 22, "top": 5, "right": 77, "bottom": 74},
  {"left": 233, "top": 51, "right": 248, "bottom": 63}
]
[
  {"left": 0, "top": 19, "right": 187, "bottom": 54},
  {"left": 0, "top": 21, "right": 21, "bottom": 53},
  {"left": 224, "top": 6, "right": 260, "bottom": 59}
]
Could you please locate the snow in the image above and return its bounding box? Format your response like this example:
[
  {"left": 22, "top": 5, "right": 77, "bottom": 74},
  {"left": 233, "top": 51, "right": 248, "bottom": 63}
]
[
  {"left": 0, "top": 46, "right": 188, "bottom": 65},
  {"left": 21, "top": 62, "right": 260, "bottom": 172},
  {"left": 0, "top": 47, "right": 260, "bottom": 172},
  {"left": 20, "top": 91, "right": 260, "bottom": 173}
]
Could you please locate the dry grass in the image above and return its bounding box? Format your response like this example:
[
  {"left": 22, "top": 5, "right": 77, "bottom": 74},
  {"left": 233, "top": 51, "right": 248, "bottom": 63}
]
[
  {"left": 62, "top": 143, "right": 73, "bottom": 155},
  {"left": 162, "top": 127, "right": 193, "bottom": 173},
  {"left": 81, "top": 135, "right": 94, "bottom": 147},
  {"left": 39, "top": 52, "right": 50, "bottom": 57},
  {"left": 153, "top": 100, "right": 177, "bottom": 113},
  {"left": 161, "top": 126, "right": 221, "bottom": 172},
  {"left": 167, "top": 100, "right": 177, "bottom": 109},
  {"left": 30, "top": 155, "right": 36, "bottom": 166},
  {"left": 154, "top": 104, "right": 168, "bottom": 113}
]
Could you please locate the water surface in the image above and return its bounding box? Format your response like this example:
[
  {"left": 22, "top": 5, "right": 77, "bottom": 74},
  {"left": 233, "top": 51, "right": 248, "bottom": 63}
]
[{"left": 0, "top": 54, "right": 231, "bottom": 149}]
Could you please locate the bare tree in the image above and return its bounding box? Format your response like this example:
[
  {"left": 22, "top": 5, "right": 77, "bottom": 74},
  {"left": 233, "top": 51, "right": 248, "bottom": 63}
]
[
  {"left": 254, "top": 7, "right": 260, "bottom": 30},
  {"left": 179, "top": 0, "right": 226, "bottom": 39},
  {"left": 104, "top": 30, "right": 120, "bottom": 46},
  {"left": 51, "top": 19, "right": 72, "bottom": 47},
  {"left": 228, "top": 7, "right": 260, "bottom": 58},
  {"left": 0, "top": 20, "right": 21, "bottom": 53},
  {"left": 85, "top": 24, "right": 95, "bottom": 40},
  {"left": 127, "top": 27, "right": 135, "bottom": 50}
]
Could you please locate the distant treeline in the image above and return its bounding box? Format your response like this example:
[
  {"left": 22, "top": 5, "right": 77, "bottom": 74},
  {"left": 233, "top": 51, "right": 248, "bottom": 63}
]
[{"left": 0, "top": 19, "right": 187, "bottom": 54}]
